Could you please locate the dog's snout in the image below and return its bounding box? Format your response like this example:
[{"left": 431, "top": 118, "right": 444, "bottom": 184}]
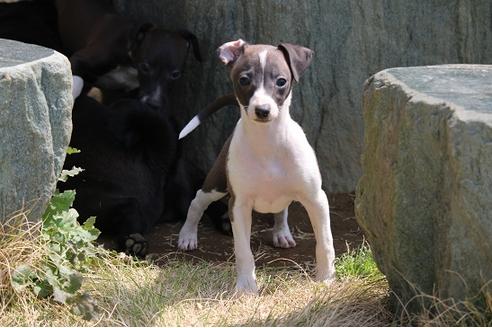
[
  {"left": 146, "top": 97, "right": 161, "bottom": 109},
  {"left": 255, "top": 105, "right": 271, "bottom": 119}
]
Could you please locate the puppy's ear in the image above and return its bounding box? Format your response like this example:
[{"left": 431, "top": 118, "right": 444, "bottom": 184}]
[
  {"left": 129, "top": 23, "right": 156, "bottom": 59},
  {"left": 217, "top": 39, "right": 247, "bottom": 66},
  {"left": 277, "top": 43, "right": 314, "bottom": 82},
  {"left": 178, "top": 30, "right": 203, "bottom": 62}
]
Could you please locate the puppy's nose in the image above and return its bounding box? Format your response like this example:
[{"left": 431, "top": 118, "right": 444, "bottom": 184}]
[
  {"left": 141, "top": 95, "right": 161, "bottom": 109},
  {"left": 255, "top": 105, "right": 270, "bottom": 119}
]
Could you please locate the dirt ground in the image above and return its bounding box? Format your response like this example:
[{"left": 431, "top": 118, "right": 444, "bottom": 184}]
[{"left": 144, "top": 192, "right": 364, "bottom": 267}]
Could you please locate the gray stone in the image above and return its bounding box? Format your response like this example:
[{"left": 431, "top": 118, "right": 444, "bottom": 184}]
[
  {"left": 356, "top": 65, "right": 492, "bottom": 309},
  {"left": 0, "top": 38, "right": 73, "bottom": 222},
  {"left": 114, "top": 0, "right": 492, "bottom": 192}
]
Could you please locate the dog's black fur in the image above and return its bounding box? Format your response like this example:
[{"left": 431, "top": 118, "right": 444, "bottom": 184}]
[
  {"left": 1, "top": 0, "right": 230, "bottom": 254},
  {"left": 0, "top": 0, "right": 62, "bottom": 51},
  {"left": 55, "top": 0, "right": 202, "bottom": 110},
  {"left": 60, "top": 95, "right": 178, "bottom": 255}
]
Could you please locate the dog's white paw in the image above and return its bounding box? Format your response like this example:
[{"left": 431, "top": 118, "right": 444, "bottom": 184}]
[
  {"left": 272, "top": 228, "right": 296, "bottom": 248},
  {"left": 178, "top": 229, "right": 198, "bottom": 251},
  {"left": 235, "top": 274, "right": 258, "bottom": 294},
  {"left": 315, "top": 268, "right": 336, "bottom": 284}
]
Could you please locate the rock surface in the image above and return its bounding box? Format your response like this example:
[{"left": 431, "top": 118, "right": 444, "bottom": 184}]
[
  {"left": 114, "top": 0, "right": 492, "bottom": 192},
  {"left": 0, "top": 38, "right": 72, "bottom": 222},
  {"left": 356, "top": 65, "right": 492, "bottom": 309}
]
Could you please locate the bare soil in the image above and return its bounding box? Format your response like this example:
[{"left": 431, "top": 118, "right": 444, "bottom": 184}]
[{"left": 145, "top": 192, "right": 364, "bottom": 267}]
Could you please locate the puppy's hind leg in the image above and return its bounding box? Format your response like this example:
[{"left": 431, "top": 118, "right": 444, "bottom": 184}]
[
  {"left": 178, "top": 189, "right": 226, "bottom": 250},
  {"left": 272, "top": 208, "right": 296, "bottom": 248}
]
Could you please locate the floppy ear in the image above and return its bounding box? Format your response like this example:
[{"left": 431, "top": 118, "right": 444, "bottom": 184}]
[
  {"left": 178, "top": 30, "right": 202, "bottom": 62},
  {"left": 217, "top": 39, "right": 247, "bottom": 66},
  {"left": 129, "top": 23, "right": 155, "bottom": 59},
  {"left": 277, "top": 43, "right": 314, "bottom": 82}
]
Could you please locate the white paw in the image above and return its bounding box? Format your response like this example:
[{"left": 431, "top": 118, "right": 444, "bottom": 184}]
[
  {"left": 235, "top": 274, "right": 258, "bottom": 294},
  {"left": 272, "top": 228, "right": 296, "bottom": 248},
  {"left": 178, "top": 228, "right": 198, "bottom": 251},
  {"left": 315, "top": 266, "right": 336, "bottom": 284}
]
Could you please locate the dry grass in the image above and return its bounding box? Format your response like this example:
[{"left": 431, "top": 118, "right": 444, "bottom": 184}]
[
  {"left": 0, "top": 215, "right": 392, "bottom": 326},
  {"left": 0, "top": 212, "right": 45, "bottom": 311},
  {"left": 396, "top": 283, "right": 492, "bottom": 326},
  {"left": 0, "top": 252, "right": 392, "bottom": 326},
  {"left": 2, "top": 215, "right": 490, "bottom": 326},
  {"left": 78, "top": 255, "right": 391, "bottom": 326}
]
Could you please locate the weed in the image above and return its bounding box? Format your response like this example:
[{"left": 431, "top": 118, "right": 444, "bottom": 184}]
[{"left": 336, "top": 241, "right": 382, "bottom": 280}]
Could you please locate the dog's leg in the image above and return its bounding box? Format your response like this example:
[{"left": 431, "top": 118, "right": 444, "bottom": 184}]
[
  {"left": 230, "top": 197, "right": 257, "bottom": 293},
  {"left": 299, "top": 190, "right": 336, "bottom": 282},
  {"left": 178, "top": 189, "right": 226, "bottom": 250},
  {"left": 272, "top": 208, "right": 296, "bottom": 248}
]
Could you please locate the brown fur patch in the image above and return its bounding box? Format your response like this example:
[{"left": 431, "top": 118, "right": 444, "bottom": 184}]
[{"left": 202, "top": 135, "right": 232, "bottom": 193}]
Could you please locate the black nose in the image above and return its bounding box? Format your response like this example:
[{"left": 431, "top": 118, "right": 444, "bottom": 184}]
[
  {"left": 140, "top": 95, "right": 161, "bottom": 109},
  {"left": 255, "top": 105, "right": 270, "bottom": 119},
  {"left": 147, "top": 98, "right": 161, "bottom": 108}
]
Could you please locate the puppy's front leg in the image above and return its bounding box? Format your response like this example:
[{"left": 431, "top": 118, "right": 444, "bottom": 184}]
[
  {"left": 230, "top": 196, "right": 257, "bottom": 293},
  {"left": 299, "top": 190, "right": 336, "bottom": 282}
]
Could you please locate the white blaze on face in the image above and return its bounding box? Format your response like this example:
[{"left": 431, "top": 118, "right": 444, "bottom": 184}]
[
  {"left": 247, "top": 50, "right": 280, "bottom": 121},
  {"left": 150, "top": 85, "right": 162, "bottom": 103}
]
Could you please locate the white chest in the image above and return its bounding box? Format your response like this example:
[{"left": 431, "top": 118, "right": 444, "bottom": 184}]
[{"left": 227, "top": 123, "right": 312, "bottom": 213}]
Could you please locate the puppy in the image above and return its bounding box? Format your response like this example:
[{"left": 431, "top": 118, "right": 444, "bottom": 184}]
[
  {"left": 59, "top": 30, "right": 200, "bottom": 256},
  {"left": 178, "top": 39, "right": 335, "bottom": 293},
  {"left": 54, "top": 0, "right": 201, "bottom": 105}
]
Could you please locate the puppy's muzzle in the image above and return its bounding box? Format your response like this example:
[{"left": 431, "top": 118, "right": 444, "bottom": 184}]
[{"left": 254, "top": 104, "right": 271, "bottom": 121}]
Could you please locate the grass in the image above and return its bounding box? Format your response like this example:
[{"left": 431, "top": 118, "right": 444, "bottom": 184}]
[
  {"left": 396, "top": 284, "right": 492, "bottom": 326},
  {"left": 0, "top": 215, "right": 391, "bottom": 326},
  {"left": 336, "top": 242, "right": 382, "bottom": 280},
  {"left": 2, "top": 256, "right": 391, "bottom": 326},
  {"left": 2, "top": 215, "right": 490, "bottom": 326}
]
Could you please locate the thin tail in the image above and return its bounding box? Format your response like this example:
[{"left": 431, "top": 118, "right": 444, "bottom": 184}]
[{"left": 179, "top": 94, "right": 237, "bottom": 140}]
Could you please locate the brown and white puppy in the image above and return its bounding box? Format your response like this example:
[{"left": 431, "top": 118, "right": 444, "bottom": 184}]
[{"left": 177, "top": 39, "right": 335, "bottom": 293}]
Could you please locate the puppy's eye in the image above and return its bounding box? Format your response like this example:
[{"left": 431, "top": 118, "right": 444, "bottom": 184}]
[
  {"left": 276, "top": 78, "right": 287, "bottom": 88},
  {"left": 170, "top": 70, "right": 181, "bottom": 80},
  {"left": 138, "top": 62, "right": 151, "bottom": 74},
  {"left": 239, "top": 76, "right": 251, "bottom": 86}
]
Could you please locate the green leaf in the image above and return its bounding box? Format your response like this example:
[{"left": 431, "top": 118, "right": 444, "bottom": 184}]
[
  {"left": 53, "top": 286, "right": 71, "bottom": 303},
  {"left": 70, "top": 293, "right": 97, "bottom": 321},
  {"left": 33, "top": 279, "right": 53, "bottom": 298},
  {"left": 58, "top": 166, "right": 84, "bottom": 182},
  {"left": 66, "top": 273, "right": 83, "bottom": 294},
  {"left": 42, "top": 190, "right": 76, "bottom": 223},
  {"left": 11, "top": 264, "right": 35, "bottom": 291},
  {"left": 82, "top": 217, "right": 101, "bottom": 239},
  {"left": 66, "top": 147, "right": 81, "bottom": 155}
]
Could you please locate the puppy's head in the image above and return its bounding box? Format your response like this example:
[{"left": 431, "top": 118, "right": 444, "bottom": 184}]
[
  {"left": 218, "top": 39, "right": 313, "bottom": 123},
  {"left": 131, "top": 25, "right": 202, "bottom": 110}
]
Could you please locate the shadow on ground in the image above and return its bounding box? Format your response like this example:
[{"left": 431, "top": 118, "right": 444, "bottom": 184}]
[{"left": 144, "top": 192, "right": 364, "bottom": 267}]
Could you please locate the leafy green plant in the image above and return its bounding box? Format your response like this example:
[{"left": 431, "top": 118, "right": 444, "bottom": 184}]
[{"left": 10, "top": 147, "right": 100, "bottom": 319}]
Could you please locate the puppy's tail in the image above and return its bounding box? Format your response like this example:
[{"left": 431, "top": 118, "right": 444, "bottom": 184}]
[{"left": 178, "top": 94, "right": 237, "bottom": 140}]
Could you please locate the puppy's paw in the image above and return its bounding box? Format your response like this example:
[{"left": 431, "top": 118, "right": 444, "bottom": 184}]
[
  {"left": 315, "top": 268, "right": 336, "bottom": 284},
  {"left": 272, "top": 228, "right": 296, "bottom": 248},
  {"left": 235, "top": 275, "right": 258, "bottom": 294},
  {"left": 124, "top": 233, "right": 148, "bottom": 257},
  {"left": 178, "top": 229, "right": 198, "bottom": 251}
]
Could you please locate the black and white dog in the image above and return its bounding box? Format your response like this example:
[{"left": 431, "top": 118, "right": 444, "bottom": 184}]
[{"left": 177, "top": 40, "right": 336, "bottom": 293}]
